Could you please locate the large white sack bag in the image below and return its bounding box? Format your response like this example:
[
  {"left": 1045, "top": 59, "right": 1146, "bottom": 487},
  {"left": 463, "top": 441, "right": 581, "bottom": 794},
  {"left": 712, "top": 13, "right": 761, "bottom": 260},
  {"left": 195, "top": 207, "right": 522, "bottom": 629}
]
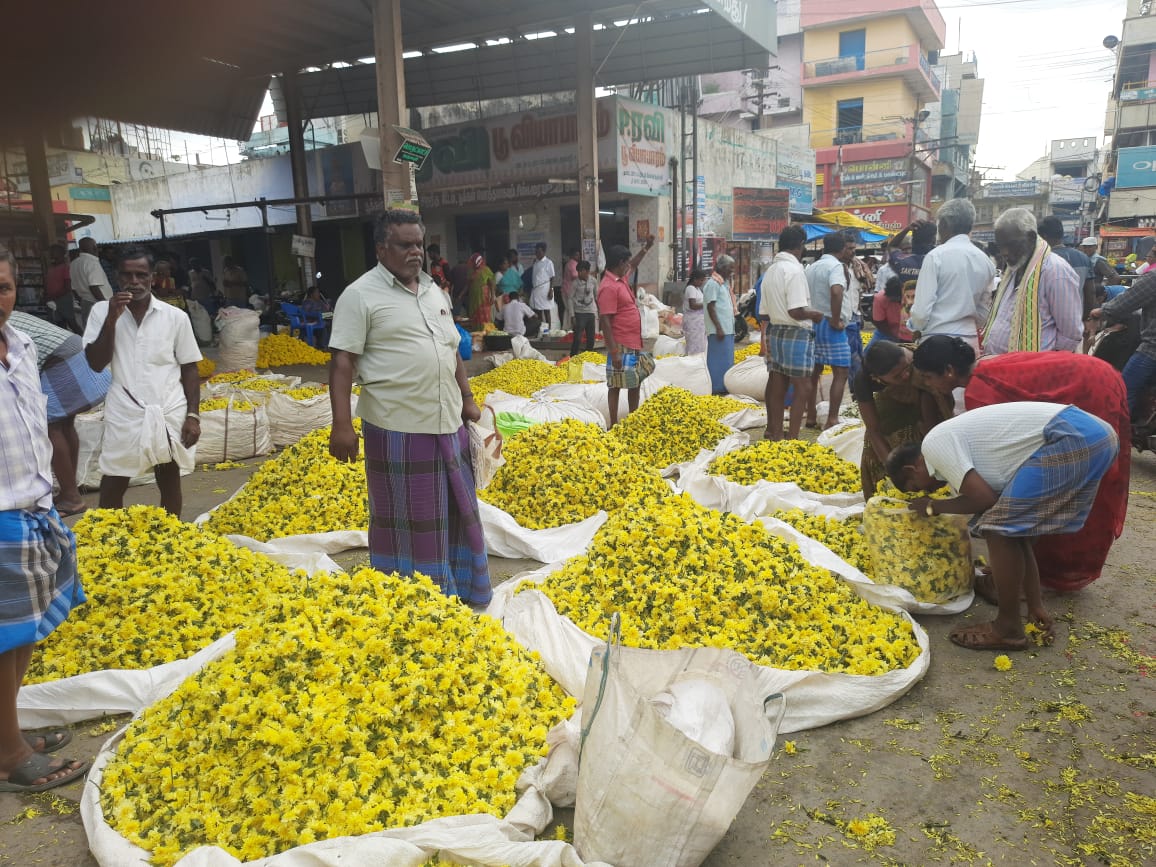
[
  {"left": 651, "top": 354, "right": 712, "bottom": 395},
  {"left": 17, "top": 546, "right": 342, "bottom": 729},
  {"left": 723, "top": 355, "right": 767, "bottom": 401},
  {"left": 573, "top": 626, "right": 787, "bottom": 867},
  {"left": 195, "top": 400, "right": 273, "bottom": 464},
  {"left": 675, "top": 437, "right": 865, "bottom": 522},
  {"left": 215, "top": 307, "right": 260, "bottom": 373},
  {"left": 483, "top": 391, "right": 607, "bottom": 431},
  {"left": 652, "top": 334, "right": 685, "bottom": 357},
  {"left": 817, "top": 419, "right": 866, "bottom": 464},
  {"left": 511, "top": 334, "right": 550, "bottom": 362},
  {"left": 488, "top": 351, "right": 515, "bottom": 368},
  {"left": 487, "top": 560, "right": 930, "bottom": 735},
  {"left": 75, "top": 647, "right": 613, "bottom": 867},
  {"left": 75, "top": 410, "right": 165, "bottom": 489},
  {"left": 201, "top": 373, "right": 301, "bottom": 400},
  {"left": 265, "top": 389, "right": 358, "bottom": 447},
  {"left": 187, "top": 300, "right": 214, "bottom": 345},
  {"left": 754, "top": 515, "right": 973, "bottom": 616},
  {"left": 479, "top": 500, "right": 607, "bottom": 562},
  {"left": 640, "top": 305, "right": 661, "bottom": 340},
  {"left": 718, "top": 396, "right": 768, "bottom": 431}
]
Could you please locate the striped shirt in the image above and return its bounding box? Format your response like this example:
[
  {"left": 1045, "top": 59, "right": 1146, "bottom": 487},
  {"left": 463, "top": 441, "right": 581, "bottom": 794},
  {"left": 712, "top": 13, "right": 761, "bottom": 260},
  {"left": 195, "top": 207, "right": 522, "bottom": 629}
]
[
  {"left": 984, "top": 252, "right": 1084, "bottom": 355},
  {"left": 7, "top": 311, "right": 77, "bottom": 368},
  {"left": 0, "top": 325, "right": 54, "bottom": 511}
]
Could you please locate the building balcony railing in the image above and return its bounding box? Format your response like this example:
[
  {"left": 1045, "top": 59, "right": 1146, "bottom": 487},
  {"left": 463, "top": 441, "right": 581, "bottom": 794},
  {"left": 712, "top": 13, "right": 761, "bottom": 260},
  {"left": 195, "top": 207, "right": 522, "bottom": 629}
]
[
  {"left": 1120, "top": 79, "right": 1156, "bottom": 104},
  {"left": 802, "top": 44, "right": 940, "bottom": 100},
  {"left": 816, "top": 120, "right": 913, "bottom": 148}
]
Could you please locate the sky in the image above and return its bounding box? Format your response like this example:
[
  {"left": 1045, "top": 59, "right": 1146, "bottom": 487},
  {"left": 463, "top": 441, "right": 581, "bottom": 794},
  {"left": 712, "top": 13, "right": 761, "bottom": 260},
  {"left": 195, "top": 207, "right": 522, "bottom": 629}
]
[{"left": 938, "top": 0, "right": 1128, "bottom": 180}]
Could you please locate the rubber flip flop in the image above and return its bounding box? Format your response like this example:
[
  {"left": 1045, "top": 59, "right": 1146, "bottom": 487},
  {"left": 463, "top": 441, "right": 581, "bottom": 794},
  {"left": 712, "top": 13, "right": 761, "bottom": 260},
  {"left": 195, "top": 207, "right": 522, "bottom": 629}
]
[
  {"left": 23, "top": 729, "right": 72, "bottom": 753},
  {"left": 949, "top": 623, "right": 1029, "bottom": 652},
  {"left": 0, "top": 753, "right": 89, "bottom": 793}
]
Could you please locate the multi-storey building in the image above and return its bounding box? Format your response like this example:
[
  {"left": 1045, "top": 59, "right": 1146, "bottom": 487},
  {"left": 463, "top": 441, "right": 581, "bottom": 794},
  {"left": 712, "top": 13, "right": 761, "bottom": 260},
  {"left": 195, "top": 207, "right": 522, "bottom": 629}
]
[
  {"left": 801, "top": 0, "right": 946, "bottom": 234},
  {"left": 1103, "top": 0, "right": 1156, "bottom": 232},
  {"left": 925, "top": 52, "right": 983, "bottom": 205}
]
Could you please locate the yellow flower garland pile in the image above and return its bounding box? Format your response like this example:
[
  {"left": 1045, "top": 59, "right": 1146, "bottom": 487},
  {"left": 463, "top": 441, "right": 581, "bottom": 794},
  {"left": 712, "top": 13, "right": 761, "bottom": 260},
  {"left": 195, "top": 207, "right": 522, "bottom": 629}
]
[
  {"left": 199, "top": 397, "right": 257, "bottom": 413},
  {"left": 204, "top": 424, "right": 368, "bottom": 540},
  {"left": 532, "top": 494, "right": 920, "bottom": 674},
  {"left": 196, "top": 358, "right": 216, "bottom": 378},
  {"left": 607, "top": 387, "right": 733, "bottom": 468},
  {"left": 26, "top": 507, "right": 305, "bottom": 682},
  {"left": 773, "top": 509, "right": 873, "bottom": 576},
  {"left": 470, "top": 359, "right": 567, "bottom": 407},
  {"left": 478, "top": 419, "right": 669, "bottom": 529},
  {"left": 257, "top": 333, "right": 331, "bottom": 367},
  {"left": 709, "top": 439, "right": 861, "bottom": 494},
  {"left": 101, "top": 568, "right": 575, "bottom": 865}
]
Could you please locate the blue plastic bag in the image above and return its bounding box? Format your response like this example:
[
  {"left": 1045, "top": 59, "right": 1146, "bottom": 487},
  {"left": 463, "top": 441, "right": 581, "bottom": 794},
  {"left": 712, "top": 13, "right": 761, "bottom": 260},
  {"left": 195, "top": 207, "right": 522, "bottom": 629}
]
[{"left": 456, "top": 324, "right": 472, "bottom": 360}]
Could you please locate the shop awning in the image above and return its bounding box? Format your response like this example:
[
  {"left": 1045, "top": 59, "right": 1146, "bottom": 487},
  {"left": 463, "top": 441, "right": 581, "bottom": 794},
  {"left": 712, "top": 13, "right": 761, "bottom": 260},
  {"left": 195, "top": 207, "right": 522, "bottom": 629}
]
[{"left": 1099, "top": 226, "right": 1156, "bottom": 237}]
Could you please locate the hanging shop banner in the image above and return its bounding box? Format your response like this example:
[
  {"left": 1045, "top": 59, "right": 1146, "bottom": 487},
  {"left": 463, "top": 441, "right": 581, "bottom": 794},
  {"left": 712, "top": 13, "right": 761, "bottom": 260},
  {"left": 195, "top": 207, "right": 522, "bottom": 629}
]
[
  {"left": 840, "top": 158, "right": 908, "bottom": 186},
  {"left": 732, "top": 187, "right": 790, "bottom": 241},
  {"left": 616, "top": 97, "right": 674, "bottom": 197},
  {"left": 979, "top": 180, "right": 1046, "bottom": 199},
  {"left": 843, "top": 205, "right": 912, "bottom": 233},
  {"left": 776, "top": 144, "right": 815, "bottom": 215}
]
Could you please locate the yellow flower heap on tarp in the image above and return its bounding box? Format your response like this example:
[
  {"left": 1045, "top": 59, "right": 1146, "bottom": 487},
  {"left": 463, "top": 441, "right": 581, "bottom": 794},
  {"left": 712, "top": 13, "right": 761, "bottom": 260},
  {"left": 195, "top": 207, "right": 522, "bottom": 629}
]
[
  {"left": 695, "top": 393, "right": 757, "bottom": 420},
  {"left": 199, "top": 397, "right": 256, "bottom": 413},
  {"left": 567, "top": 350, "right": 606, "bottom": 365},
  {"left": 533, "top": 495, "right": 920, "bottom": 674},
  {"left": 478, "top": 419, "right": 669, "bottom": 529},
  {"left": 734, "top": 342, "right": 761, "bottom": 363},
  {"left": 470, "top": 359, "right": 567, "bottom": 407},
  {"left": 607, "top": 386, "right": 732, "bottom": 468},
  {"left": 708, "top": 439, "right": 861, "bottom": 494},
  {"left": 773, "top": 509, "right": 872, "bottom": 576},
  {"left": 208, "top": 370, "right": 257, "bottom": 385},
  {"left": 26, "top": 507, "right": 305, "bottom": 682},
  {"left": 196, "top": 358, "right": 216, "bottom": 378},
  {"left": 204, "top": 423, "right": 368, "bottom": 540},
  {"left": 257, "top": 333, "right": 331, "bottom": 367},
  {"left": 101, "top": 568, "right": 575, "bottom": 866}
]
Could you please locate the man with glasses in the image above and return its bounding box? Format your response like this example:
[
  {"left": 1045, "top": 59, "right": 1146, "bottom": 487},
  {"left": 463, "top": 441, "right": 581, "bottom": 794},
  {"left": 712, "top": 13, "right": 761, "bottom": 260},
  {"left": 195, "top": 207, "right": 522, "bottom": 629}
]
[{"left": 83, "top": 246, "right": 202, "bottom": 516}]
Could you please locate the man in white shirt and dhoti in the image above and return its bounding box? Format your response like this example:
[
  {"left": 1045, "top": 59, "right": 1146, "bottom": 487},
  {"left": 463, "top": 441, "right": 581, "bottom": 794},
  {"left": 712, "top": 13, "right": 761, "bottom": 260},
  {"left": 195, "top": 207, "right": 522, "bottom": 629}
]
[{"left": 83, "top": 246, "right": 202, "bottom": 516}]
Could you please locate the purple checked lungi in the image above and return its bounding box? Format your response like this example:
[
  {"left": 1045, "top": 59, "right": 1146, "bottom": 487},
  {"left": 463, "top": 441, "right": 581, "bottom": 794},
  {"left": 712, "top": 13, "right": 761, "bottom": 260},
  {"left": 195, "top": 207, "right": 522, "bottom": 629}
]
[{"left": 362, "top": 422, "right": 491, "bottom": 605}]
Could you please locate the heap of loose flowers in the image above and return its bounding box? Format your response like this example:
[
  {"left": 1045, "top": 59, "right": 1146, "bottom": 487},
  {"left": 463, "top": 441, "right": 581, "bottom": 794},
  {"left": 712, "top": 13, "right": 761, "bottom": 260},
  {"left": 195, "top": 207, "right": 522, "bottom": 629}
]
[
  {"left": 531, "top": 494, "right": 920, "bottom": 674},
  {"left": 281, "top": 384, "right": 329, "bottom": 400},
  {"left": 772, "top": 509, "right": 872, "bottom": 576},
  {"left": 26, "top": 507, "right": 305, "bottom": 682},
  {"left": 863, "top": 494, "right": 973, "bottom": 603},
  {"left": 565, "top": 351, "right": 607, "bottom": 365},
  {"left": 196, "top": 358, "right": 216, "bottom": 378},
  {"left": 204, "top": 424, "right": 368, "bottom": 540},
  {"left": 257, "top": 333, "right": 331, "bottom": 367},
  {"left": 101, "top": 568, "right": 575, "bottom": 865},
  {"left": 607, "top": 387, "right": 733, "bottom": 468},
  {"left": 708, "top": 439, "right": 861, "bottom": 494},
  {"left": 734, "top": 342, "right": 762, "bottom": 363},
  {"left": 478, "top": 419, "right": 669, "bottom": 529},
  {"left": 207, "top": 370, "right": 257, "bottom": 385},
  {"left": 695, "top": 393, "right": 759, "bottom": 420},
  {"left": 199, "top": 397, "right": 257, "bottom": 413},
  {"left": 470, "top": 359, "right": 567, "bottom": 407}
]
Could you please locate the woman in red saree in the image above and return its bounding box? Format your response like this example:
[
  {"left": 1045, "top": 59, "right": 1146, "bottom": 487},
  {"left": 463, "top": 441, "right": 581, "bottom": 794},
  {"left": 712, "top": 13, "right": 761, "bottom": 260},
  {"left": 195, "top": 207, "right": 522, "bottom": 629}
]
[{"left": 912, "top": 336, "right": 1130, "bottom": 592}]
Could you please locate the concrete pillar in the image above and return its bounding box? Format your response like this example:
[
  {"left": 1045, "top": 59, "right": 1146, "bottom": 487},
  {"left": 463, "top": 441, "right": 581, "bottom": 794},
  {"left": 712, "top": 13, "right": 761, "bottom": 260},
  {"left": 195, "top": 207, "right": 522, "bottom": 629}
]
[
  {"left": 23, "top": 128, "right": 56, "bottom": 258},
  {"left": 282, "top": 70, "right": 315, "bottom": 290},
  {"left": 575, "top": 13, "right": 601, "bottom": 267},
  {"left": 373, "top": 0, "right": 411, "bottom": 206}
]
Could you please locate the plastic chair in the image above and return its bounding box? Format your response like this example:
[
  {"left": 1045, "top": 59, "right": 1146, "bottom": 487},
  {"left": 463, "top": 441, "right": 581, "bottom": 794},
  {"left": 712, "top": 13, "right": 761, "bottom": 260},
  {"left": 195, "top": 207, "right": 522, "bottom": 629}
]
[{"left": 280, "top": 302, "right": 324, "bottom": 346}]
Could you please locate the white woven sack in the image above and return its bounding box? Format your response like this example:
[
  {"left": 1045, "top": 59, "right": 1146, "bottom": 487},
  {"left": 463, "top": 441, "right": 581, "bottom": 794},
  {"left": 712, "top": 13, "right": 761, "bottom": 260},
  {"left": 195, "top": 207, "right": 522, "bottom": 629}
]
[
  {"left": 511, "top": 335, "right": 549, "bottom": 362},
  {"left": 215, "top": 307, "right": 260, "bottom": 373},
  {"left": 481, "top": 391, "right": 607, "bottom": 431},
  {"left": 195, "top": 400, "right": 273, "bottom": 464},
  {"left": 722, "top": 355, "right": 767, "bottom": 401},
  {"left": 652, "top": 334, "right": 686, "bottom": 357},
  {"left": 187, "top": 301, "right": 213, "bottom": 345},
  {"left": 651, "top": 354, "right": 711, "bottom": 395},
  {"left": 264, "top": 389, "right": 352, "bottom": 447},
  {"left": 816, "top": 420, "right": 866, "bottom": 464}
]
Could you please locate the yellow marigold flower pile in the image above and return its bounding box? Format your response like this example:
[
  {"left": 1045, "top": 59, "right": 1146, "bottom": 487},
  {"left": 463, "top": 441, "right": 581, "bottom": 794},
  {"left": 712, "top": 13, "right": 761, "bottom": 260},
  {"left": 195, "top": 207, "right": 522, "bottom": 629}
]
[
  {"left": 773, "top": 509, "right": 872, "bottom": 576},
  {"left": 204, "top": 424, "right": 367, "bottom": 540},
  {"left": 695, "top": 393, "right": 758, "bottom": 420},
  {"left": 281, "top": 384, "right": 329, "bottom": 400},
  {"left": 196, "top": 358, "right": 216, "bottom": 378},
  {"left": 734, "top": 342, "right": 761, "bottom": 363},
  {"left": 257, "top": 333, "right": 331, "bottom": 367},
  {"left": 478, "top": 420, "right": 669, "bottom": 529},
  {"left": 607, "top": 387, "right": 732, "bottom": 468},
  {"left": 470, "top": 359, "right": 567, "bottom": 407},
  {"left": 874, "top": 478, "right": 953, "bottom": 500},
  {"left": 198, "top": 397, "right": 257, "bottom": 413},
  {"left": 231, "top": 376, "right": 291, "bottom": 394},
  {"left": 208, "top": 370, "right": 256, "bottom": 385},
  {"left": 101, "top": 568, "right": 575, "bottom": 865},
  {"left": 532, "top": 494, "right": 920, "bottom": 674},
  {"left": 709, "top": 439, "right": 861, "bottom": 494},
  {"left": 26, "top": 507, "right": 305, "bottom": 682},
  {"left": 566, "top": 351, "right": 606, "bottom": 365}
]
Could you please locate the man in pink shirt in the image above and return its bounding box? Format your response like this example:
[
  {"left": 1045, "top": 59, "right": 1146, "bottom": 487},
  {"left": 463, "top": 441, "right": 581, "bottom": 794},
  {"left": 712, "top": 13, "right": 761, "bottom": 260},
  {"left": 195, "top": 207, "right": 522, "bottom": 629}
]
[
  {"left": 597, "top": 236, "right": 655, "bottom": 426},
  {"left": 560, "top": 248, "right": 580, "bottom": 330}
]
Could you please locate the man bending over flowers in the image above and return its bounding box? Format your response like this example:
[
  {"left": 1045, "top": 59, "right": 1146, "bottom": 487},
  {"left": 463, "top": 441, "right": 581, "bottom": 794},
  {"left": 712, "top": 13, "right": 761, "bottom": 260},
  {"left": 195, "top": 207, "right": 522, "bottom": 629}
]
[
  {"left": 0, "top": 246, "right": 88, "bottom": 792},
  {"left": 887, "top": 402, "right": 1116, "bottom": 652},
  {"left": 328, "top": 210, "right": 491, "bottom": 606}
]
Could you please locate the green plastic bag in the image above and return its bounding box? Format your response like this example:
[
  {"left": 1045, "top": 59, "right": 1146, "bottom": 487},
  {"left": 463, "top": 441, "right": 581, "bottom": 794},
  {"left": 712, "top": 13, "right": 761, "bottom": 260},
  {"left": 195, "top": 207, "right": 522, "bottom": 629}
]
[{"left": 495, "top": 411, "right": 537, "bottom": 441}]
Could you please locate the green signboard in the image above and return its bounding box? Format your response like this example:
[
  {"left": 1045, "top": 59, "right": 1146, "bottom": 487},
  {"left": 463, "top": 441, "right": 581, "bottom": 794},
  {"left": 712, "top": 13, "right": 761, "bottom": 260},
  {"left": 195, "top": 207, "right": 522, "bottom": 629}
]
[
  {"left": 392, "top": 125, "right": 432, "bottom": 169},
  {"left": 702, "top": 0, "right": 777, "bottom": 56},
  {"left": 71, "top": 186, "right": 111, "bottom": 201}
]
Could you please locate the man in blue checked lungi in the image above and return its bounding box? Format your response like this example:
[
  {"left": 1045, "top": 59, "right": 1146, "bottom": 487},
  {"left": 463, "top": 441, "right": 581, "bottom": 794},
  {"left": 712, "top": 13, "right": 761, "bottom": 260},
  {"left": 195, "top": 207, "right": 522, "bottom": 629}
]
[
  {"left": 328, "top": 211, "right": 491, "bottom": 606},
  {"left": 887, "top": 401, "right": 1118, "bottom": 654},
  {"left": 0, "top": 247, "right": 89, "bottom": 792}
]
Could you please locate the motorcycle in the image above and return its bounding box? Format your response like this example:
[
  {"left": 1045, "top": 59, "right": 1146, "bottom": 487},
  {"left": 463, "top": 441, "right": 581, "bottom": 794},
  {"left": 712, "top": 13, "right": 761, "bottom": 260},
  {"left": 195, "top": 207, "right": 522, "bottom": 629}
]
[
  {"left": 1089, "top": 317, "right": 1156, "bottom": 452},
  {"left": 734, "top": 289, "right": 756, "bottom": 344}
]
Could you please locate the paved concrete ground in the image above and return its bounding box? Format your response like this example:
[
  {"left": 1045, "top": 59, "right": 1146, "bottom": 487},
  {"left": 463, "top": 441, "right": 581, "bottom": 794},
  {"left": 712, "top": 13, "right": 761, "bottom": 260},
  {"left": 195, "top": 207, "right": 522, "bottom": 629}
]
[{"left": 2, "top": 359, "right": 1153, "bottom": 866}]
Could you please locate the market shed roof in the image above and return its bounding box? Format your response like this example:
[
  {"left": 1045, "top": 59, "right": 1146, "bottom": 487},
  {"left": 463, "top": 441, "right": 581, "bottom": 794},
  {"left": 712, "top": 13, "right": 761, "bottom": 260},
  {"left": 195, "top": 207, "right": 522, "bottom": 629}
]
[{"left": 5, "top": 1, "right": 770, "bottom": 142}]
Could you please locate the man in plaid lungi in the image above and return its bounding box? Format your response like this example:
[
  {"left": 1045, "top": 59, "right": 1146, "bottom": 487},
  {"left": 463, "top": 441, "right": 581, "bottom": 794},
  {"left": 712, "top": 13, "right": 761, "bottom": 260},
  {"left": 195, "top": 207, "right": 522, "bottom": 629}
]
[{"left": 328, "top": 211, "right": 491, "bottom": 605}]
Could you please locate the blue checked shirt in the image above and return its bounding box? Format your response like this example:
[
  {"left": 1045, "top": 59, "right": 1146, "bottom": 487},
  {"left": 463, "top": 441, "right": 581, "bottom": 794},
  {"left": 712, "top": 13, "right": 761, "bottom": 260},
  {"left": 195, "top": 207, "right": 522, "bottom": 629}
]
[{"left": 0, "top": 324, "right": 54, "bottom": 511}]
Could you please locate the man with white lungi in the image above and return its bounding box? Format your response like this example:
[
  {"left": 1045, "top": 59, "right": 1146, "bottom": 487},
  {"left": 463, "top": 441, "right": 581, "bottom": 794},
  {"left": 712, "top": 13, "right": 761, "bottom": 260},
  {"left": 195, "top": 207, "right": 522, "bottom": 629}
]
[{"left": 83, "top": 246, "right": 202, "bottom": 516}]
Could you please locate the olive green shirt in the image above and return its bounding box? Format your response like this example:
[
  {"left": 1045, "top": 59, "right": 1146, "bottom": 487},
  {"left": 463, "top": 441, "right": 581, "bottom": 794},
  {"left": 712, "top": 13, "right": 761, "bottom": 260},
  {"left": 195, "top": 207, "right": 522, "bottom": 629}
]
[{"left": 329, "top": 264, "right": 464, "bottom": 434}]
